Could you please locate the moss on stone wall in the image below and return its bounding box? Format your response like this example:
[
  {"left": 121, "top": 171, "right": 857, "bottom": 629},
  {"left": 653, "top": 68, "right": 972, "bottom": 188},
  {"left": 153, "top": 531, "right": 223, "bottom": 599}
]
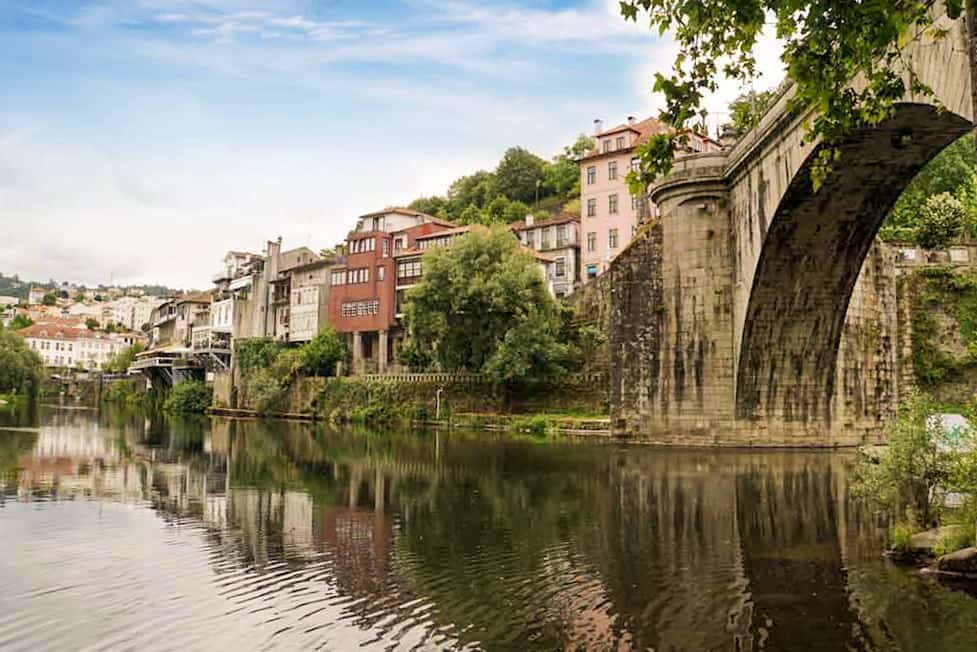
[{"left": 907, "top": 266, "right": 977, "bottom": 403}]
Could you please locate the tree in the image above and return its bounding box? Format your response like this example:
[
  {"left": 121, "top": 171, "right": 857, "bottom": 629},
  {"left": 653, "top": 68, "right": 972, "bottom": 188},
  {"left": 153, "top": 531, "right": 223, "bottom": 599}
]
[
  {"left": 408, "top": 196, "right": 449, "bottom": 217},
  {"left": 41, "top": 292, "right": 57, "bottom": 306},
  {"left": 103, "top": 342, "right": 146, "bottom": 374},
  {"left": 400, "top": 227, "right": 570, "bottom": 386},
  {"left": 447, "top": 170, "right": 497, "bottom": 218},
  {"left": 0, "top": 329, "right": 43, "bottom": 396},
  {"left": 163, "top": 380, "right": 212, "bottom": 413},
  {"left": 494, "top": 147, "right": 548, "bottom": 205},
  {"left": 85, "top": 317, "right": 99, "bottom": 330},
  {"left": 882, "top": 135, "right": 976, "bottom": 241},
  {"left": 724, "top": 88, "right": 777, "bottom": 136},
  {"left": 853, "top": 392, "right": 959, "bottom": 529},
  {"left": 620, "top": 0, "right": 975, "bottom": 192},
  {"left": 8, "top": 314, "right": 33, "bottom": 330},
  {"left": 916, "top": 192, "right": 965, "bottom": 249},
  {"left": 73, "top": 293, "right": 85, "bottom": 302},
  {"left": 300, "top": 328, "right": 347, "bottom": 376}
]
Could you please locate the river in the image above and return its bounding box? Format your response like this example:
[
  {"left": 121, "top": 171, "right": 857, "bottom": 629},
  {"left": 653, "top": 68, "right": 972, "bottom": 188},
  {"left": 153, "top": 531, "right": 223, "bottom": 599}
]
[{"left": 1, "top": 404, "right": 977, "bottom": 651}]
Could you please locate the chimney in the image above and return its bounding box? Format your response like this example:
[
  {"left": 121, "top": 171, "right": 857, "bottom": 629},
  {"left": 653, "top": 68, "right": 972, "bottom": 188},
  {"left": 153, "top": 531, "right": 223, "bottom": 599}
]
[
  {"left": 593, "top": 118, "right": 603, "bottom": 134},
  {"left": 526, "top": 214, "right": 535, "bottom": 227},
  {"left": 627, "top": 115, "right": 636, "bottom": 125}
]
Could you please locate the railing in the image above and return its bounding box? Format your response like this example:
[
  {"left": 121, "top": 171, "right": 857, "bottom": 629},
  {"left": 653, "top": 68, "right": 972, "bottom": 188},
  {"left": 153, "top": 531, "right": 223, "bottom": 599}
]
[{"left": 358, "top": 371, "right": 607, "bottom": 385}]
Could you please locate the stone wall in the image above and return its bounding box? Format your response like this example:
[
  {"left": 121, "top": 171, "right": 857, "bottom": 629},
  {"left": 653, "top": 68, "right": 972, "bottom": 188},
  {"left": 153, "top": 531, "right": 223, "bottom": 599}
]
[{"left": 589, "top": 213, "right": 900, "bottom": 446}]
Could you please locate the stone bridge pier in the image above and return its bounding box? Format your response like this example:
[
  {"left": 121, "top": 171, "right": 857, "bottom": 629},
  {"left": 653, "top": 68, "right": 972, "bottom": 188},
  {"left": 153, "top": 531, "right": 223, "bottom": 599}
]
[{"left": 608, "top": 8, "right": 973, "bottom": 446}]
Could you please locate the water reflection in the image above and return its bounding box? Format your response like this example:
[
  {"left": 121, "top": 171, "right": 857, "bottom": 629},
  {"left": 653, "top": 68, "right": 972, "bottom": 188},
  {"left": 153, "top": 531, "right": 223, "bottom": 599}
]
[{"left": 1, "top": 406, "right": 977, "bottom": 650}]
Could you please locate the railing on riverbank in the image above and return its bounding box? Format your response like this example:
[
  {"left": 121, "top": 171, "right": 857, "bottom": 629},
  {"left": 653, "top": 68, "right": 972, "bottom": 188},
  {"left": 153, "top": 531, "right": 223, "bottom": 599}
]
[{"left": 358, "top": 372, "right": 607, "bottom": 385}]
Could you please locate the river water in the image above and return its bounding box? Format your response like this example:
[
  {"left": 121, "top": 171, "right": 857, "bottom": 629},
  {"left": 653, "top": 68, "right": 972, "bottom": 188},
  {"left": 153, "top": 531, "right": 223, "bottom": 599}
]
[{"left": 2, "top": 405, "right": 977, "bottom": 651}]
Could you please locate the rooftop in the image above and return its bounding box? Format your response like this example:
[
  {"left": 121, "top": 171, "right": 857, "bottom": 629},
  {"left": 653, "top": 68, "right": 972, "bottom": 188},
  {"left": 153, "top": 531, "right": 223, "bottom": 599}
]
[{"left": 509, "top": 213, "right": 580, "bottom": 231}]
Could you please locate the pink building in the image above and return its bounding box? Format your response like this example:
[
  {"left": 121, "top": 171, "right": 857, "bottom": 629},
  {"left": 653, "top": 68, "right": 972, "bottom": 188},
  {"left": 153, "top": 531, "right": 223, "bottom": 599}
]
[{"left": 578, "top": 116, "right": 720, "bottom": 283}]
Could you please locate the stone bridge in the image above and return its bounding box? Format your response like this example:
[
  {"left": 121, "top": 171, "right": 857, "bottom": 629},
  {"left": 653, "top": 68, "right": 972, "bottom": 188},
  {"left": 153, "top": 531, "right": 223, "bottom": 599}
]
[{"left": 609, "top": 8, "right": 973, "bottom": 446}]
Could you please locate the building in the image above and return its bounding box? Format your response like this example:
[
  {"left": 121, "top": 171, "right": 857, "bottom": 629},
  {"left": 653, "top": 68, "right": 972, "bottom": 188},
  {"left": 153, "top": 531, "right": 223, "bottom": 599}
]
[
  {"left": 285, "top": 256, "right": 336, "bottom": 343},
  {"left": 105, "top": 296, "right": 162, "bottom": 331},
  {"left": 328, "top": 207, "right": 457, "bottom": 374},
  {"left": 269, "top": 246, "right": 326, "bottom": 342},
  {"left": 18, "top": 323, "right": 142, "bottom": 370},
  {"left": 511, "top": 214, "right": 581, "bottom": 297},
  {"left": 578, "top": 116, "right": 720, "bottom": 283},
  {"left": 0, "top": 295, "right": 19, "bottom": 307},
  {"left": 28, "top": 286, "right": 47, "bottom": 305}
]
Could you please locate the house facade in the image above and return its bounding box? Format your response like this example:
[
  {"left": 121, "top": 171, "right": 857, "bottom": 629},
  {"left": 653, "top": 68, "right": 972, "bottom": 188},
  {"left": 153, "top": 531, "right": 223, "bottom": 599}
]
[
  {"left": 328, "top": 207, "right": 457, "bottom": 374},
  {"left": 578, "top": 116, "right": 720, "bottom": 283},
  {"left": 19, "top": 323, "right": 142, "bottom": 370},
  {"left": 511, "top": 214, "right": 581, "bottom": 297}
]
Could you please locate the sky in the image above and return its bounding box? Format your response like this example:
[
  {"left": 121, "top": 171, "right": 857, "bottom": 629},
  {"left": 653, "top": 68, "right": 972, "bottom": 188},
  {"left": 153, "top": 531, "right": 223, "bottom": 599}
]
[{"left": 0, "top": 0, "right": 784, "bottom": 289}]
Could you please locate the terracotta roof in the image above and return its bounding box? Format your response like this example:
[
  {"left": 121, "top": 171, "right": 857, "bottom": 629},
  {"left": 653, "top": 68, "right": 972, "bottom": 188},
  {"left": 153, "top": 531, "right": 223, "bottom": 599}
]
[
  {"left": 358, "top": 206, "right": 457, "bottom": 228},
  {"left": 414, "top": 225, "right": 474, "bottom": 239},
  {"left": 581, "top": 117, "right": 666, "bottom": 161},
  {"left": 521, "top": 245, "right": 556, "bottom": 263},
  {"left": 176, "top": 291, "right": 212, "bottom": 305},
  {"left": 509, "top": 213, "right": 580, "bottom": 231},
  {"left": 18, "top": 324, "right": 115, "bottom": 341}
]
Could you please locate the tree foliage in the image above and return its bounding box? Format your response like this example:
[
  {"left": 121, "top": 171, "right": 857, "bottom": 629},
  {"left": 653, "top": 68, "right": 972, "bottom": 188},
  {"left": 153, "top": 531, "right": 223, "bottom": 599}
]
[
  {"left": 41, "top": 292, "right": 57, "bottom": 306},
  {"left": 407, "top": 134, "right": 594, "bottom": 225},
  {"left": 163, "top": 380, "right": 212, "bottom": 414},
  {"left": 0, "top": 329, "right": 44, "bottom": 396},
  {"left": 724, "top": 88, "right": 778, "bottom": 136},
  {"left": 915, "top": 192, "right": 965, "bottom": 249},
  {"left": 853, "top": 391, "right": 975, "bottom": 530},
  {"left": 300, "top": 328, "right": 347, "bottom": 376},
  {"left": 881, "top": 135, "right": 977, "bottom": 243},
  {"left": 8, "top": 314, "right": 33, "bottom": 330},
  {"left": 399, "top": 228, "right": 572, "bottom": 386},
  {"left": 103, "top": 342, "right": 146, "bottom": 374},
  {"left": 620, "top": 0, "right": 965, "bottom": 191}
]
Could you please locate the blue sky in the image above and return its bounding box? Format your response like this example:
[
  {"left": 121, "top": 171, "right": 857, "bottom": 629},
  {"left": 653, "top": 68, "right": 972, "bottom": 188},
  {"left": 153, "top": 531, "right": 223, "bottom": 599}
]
[{"left": 0, "top": 0, "right": 782, "bottom": 288}]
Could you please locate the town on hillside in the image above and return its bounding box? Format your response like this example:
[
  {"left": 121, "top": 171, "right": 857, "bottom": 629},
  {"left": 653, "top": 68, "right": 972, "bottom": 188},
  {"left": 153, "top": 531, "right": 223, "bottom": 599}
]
[{"left": 1, "top": 117, "right": 720, "bottom": 379}]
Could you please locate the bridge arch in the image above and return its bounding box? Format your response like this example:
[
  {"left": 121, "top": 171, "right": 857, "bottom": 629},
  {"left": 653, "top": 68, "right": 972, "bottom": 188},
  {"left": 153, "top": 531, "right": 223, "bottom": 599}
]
[{"left": 734, "top": 103, "right": 972, "bottom": 423}]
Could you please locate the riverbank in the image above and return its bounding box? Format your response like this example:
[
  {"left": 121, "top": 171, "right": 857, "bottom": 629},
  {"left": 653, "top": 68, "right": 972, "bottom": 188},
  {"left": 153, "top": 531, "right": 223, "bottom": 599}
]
[{"left": 207, "top": 404, "right": 613, "bottom": 437}]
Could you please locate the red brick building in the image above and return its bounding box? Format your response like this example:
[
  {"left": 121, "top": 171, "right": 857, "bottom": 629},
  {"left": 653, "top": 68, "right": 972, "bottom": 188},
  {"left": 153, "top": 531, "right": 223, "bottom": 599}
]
[{"left": 328, "top": 207, "right": 456, "bottom": 373}]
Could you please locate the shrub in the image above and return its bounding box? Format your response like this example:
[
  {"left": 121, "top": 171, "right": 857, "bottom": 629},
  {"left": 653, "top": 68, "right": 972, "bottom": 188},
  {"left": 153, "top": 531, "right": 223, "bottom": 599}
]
[
  {"left": 916, "top": 192, "right": 964, "bottom": 249},
  {"left": 852, "top": 391, "right": 960, "bottom": 528},
  {"left": 889, "top": 522, "right": 914, "bottom": 553},
  {"left": 0, "top": 329, "right": 44, "bottom": 397},
  {"left": 235, "top": 338, "right": 286, "bottom": 374},
  {"left": 300, "top": 328, "right": 346, "bottom": 376},
  {"left": 246, "top": 368, "right": 288, "bottom": 415},
  {"left": 163, "top": 380, "right": 212, "bottom": 414}
]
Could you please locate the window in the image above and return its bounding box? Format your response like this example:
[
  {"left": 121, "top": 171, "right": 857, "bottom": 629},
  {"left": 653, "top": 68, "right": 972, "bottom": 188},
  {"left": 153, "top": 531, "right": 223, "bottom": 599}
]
[
  {"left": 587, "top": 232, "right": 596, "bottom": 252},
  {"left": 397, "top": 260, "right": 423, "bottom": 280},
  {"left": 541, "top": 229, "right": 551, "bottom": 250},
  {"left": 609, "top": 228, "right": 619, "bottom": 249},
  {"left": 631, "top": 157, "right": 640, "bottom": 172},
  {"left": 341, "top": 300, "right": 380, "bottom": 318},
  {"left": 556, "top": 225, "right": 566, "bottom": 246},
  {"left": 555, "top": 257, "right": 566, "bottom": 278},
  {"left": 586, "top": 264, "right": 598, "bottom": 278},
  {"left": 586, "top": 166, "right": 596, "bottom": 185},
  {"left": 382, "top": 239, "right": 389, "bottom": 258},
  {"left": 378, "top": 266, "right": 385, "bottom": 281},
  {"left": 616, "top": 135, "right": 625, "bottom": 149},
  {"left": 608, "top": 161, "right": 617, "bottom": 181},
  {"left": 602, "top": 139, "right": 611, "bottom": 153},
  {"left": 609, "top": 194, "right": 618, "bottom": 214},
  {"left": 586, "top": 198, "right": 597, "bottom": 217}
]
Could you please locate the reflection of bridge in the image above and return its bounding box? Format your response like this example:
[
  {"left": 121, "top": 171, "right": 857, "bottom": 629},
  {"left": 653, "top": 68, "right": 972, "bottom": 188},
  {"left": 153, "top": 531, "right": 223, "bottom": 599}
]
[{"left": 610, "top": 8, "right": 972, "bottom": 445}]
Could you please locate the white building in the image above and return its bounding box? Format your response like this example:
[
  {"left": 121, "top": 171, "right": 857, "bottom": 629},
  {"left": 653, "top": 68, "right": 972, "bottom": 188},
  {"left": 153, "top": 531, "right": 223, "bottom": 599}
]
[
  {"left": 18, "top": 324, "right": 141, "bottom": 370},
  {"left": 28, "top": 287, "right": 47, "bottom": 305}
]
